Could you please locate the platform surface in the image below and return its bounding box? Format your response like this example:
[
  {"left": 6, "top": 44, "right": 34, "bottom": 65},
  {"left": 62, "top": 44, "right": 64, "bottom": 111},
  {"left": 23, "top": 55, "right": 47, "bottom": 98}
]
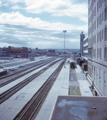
[
  {"left": 50, "top": 96, "right": 107, "bottom": 120},
  {"left": 75, "top": 65, "right": 93, "bottom": 96},
  {"left": 0, "top": 58, "right": 60, "bottom": 94},
  {"left": 35, "top": 59, "right": 70, "bottom": 120},
  {"left": 0, "top": 60, "right": 63, "bottom": 120}
]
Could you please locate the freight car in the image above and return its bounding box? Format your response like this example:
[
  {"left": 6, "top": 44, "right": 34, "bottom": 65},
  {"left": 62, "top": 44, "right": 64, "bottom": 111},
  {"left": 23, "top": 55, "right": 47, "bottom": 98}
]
[
  {"left": 70, "top": 59, "right": 76, "bottom": 69},
  {"left": 0, "top": 70, "right": 7, "bottom": 76}
]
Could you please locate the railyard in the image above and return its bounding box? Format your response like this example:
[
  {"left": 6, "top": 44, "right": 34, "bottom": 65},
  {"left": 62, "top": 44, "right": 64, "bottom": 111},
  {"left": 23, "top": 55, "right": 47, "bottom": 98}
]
[{"left": 0, "top": 56, "right": 93, "bottom": 120}]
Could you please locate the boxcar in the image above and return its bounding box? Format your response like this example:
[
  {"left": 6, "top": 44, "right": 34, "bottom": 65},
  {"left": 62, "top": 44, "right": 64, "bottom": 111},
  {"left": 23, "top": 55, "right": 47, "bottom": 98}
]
[{"left": 70, "top": 59, "right": 76, "bottom": 69}]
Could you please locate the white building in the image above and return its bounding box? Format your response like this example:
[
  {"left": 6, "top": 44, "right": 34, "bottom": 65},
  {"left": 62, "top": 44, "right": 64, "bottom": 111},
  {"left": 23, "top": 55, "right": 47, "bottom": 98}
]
[{"left": 88, "top": 0, "right": 107, "bottom": 96}]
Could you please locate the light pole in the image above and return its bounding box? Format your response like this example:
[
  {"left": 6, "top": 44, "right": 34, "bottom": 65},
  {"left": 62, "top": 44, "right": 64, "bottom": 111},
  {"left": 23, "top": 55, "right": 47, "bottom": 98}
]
[{"left": 63, "top": 30, "right": 67, "bottom": 68}]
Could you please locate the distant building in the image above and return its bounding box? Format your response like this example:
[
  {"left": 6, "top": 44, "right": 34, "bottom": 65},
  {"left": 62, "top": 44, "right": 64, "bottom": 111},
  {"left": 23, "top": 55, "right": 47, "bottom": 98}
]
[
  {"left": 47, "top": 49, "right": 56, "bottom": 56},
  {"left": 80, "top": 32, "right": 85, "bottom": 56},
  {"left": 28, "top": 48, "right": 32, "bottom": 57},
  {"left": 83, "top": 37, "right": 88, "bottom": 57},
  {"left": 79, "top": 32, "right": 88, "bottom": 73},
  {"left": 80, "top": 32, "right": 88, "bottom": 62},
  {"left": 88, "top": 0, "right": 107, "bottom": 96},
  {"left": 35, "top": 48, "right": 46, "bottom": 56},
  {"left": 48, "top": 50, "right": 55, "bottom": 53},
  {"left": 0, "top": 47, "right": 6, "bottom": 55},
  {"left": 2, "top": 46, "right": 28, "bottom": 58}
]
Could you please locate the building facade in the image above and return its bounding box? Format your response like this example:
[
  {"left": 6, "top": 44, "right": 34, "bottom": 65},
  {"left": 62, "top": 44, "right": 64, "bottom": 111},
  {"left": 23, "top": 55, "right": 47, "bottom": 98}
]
[
  {"left": 80, "top": 32, "right": 88, "bottom": 58},
  {"left": 80, "top": 32, "right": 85, "bottom": 57},
  {"left": 2, "top": 46, "right": 28, "bottom": 58},
  {"left": 88, "top": 0, "right": 107, "bottom": 96},
  {"left": 83, "top": 37, "right": 88, "bottom": 58}
]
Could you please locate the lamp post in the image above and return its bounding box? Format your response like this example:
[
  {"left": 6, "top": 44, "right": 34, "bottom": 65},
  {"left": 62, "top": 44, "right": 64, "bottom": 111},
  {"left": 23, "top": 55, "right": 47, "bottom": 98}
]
[{"left": 63, "top": 30, "right": 67, "bottom": 68}]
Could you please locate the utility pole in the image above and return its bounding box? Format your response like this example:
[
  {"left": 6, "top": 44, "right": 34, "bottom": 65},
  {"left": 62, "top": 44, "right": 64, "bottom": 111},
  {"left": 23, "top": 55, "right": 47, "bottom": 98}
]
[{"left": 63, "top": 30, "right": 67, "bottom": 68}]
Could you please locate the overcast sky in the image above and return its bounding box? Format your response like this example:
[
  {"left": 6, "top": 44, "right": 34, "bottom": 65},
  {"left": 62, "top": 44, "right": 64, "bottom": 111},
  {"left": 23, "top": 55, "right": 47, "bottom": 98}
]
[{"left": 0, "top": 0, "right": 88, "bottom": 49}]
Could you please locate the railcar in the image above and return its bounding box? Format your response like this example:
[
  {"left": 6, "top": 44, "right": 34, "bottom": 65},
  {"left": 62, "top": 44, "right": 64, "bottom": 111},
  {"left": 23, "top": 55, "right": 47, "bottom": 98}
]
[
  {"left": 0, "top": 70, "right": 7, "bottom": 76},
  {"left": 70, "top": 59, "right": 76, "bottom": 69}
]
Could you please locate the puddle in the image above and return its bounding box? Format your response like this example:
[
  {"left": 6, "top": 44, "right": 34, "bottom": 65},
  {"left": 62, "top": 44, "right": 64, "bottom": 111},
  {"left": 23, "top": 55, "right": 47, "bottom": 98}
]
[
  {"left": 70, "top": 107, "right": 89, "bottom": 119},
  {"left": 58, "top": 99, "right": 88, "bottom": 108}
]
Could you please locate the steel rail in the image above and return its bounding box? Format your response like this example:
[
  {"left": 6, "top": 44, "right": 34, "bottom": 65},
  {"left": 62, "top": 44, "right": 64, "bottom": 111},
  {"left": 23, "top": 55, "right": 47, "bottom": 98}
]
[
  {"left": 0, "top": 58, "right": 57, "bottom": 87},
  {"left": 0, "top": 58, "right": 55, "bottom": 80},
  {"left": 0, "top": 59, "right": 63, "bottom": 104},
  {"left": 14, "top": 60, "right": 65, "bottom": 120}
]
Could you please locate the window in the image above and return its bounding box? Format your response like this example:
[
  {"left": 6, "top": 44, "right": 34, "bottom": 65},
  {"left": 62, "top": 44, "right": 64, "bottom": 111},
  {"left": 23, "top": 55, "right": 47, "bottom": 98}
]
[
  {"left": 100, "top": 14, "right": 102, "bottom": 24},
  {"left": 103, "top": 72, "right": 106, "bottom": 83},
  {"left": 94, "top": 66, "right": 95, "bottom": 75},
  {"left": 100, "top": 48, "right": 102, "bottom": 59},
  {"left": 97, "top": 2, "right": 99, "bottom": 12},
  {"left": 105, "top": 7, "right": 107, "bottom": 19},
  {"left": 99, "top": 69, "right": 101, "bottom": 80},
  {"left": 104, "top": 46, "right": 107, "bottom": 59},
  {"left": 97, "top": 48, "right": 99, "bottom": 58},
  {"left": 102, "top": 30, "right": 103, "bottom": 39},
  {"left": 100, "top": 31, "right": 101, "bottom": 41},
  {"left": 105, "top": 27, "right": 107, "bottom": 40},
  {"left": 97, "top": 48, "right": 102, "bottom": 59},
  {"left": 97, "top": 33, "right": 98, "bottom": 42},
  {"left": 102, "top": 11, "right": 103, "bottom": 21},
  {"left": 88, "top": 66, "right": 92, "bottom": 77},
  {"left": 88, "top": 48, "right": 92, "bottom": 58},
  {"left": 93, "top": 49, "right": 96, "bottom": 58}
]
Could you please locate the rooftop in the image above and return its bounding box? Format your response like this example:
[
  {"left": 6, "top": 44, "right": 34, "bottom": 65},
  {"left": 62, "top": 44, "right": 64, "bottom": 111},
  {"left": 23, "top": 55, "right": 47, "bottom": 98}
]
[{"left": 50, "top": 96, "right": 107, "bottom": 120}]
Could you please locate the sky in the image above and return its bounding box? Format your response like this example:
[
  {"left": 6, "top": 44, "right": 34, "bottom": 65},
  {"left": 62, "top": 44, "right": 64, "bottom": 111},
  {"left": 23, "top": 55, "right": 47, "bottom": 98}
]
[{"left": 0, "top": 0, "right": 88, "bottom": 49}]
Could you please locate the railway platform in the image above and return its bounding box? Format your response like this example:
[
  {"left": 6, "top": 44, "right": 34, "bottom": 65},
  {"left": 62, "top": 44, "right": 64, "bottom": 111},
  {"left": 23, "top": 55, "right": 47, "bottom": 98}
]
[
  {"left": 35, "top": 58, "right": 70, "bottom": 120},
  {"left": 0, "top": 58, "right": 93, "bottom": 120},
  {"left": 75, "top": 65, "right": 93, "bottom": 96}
]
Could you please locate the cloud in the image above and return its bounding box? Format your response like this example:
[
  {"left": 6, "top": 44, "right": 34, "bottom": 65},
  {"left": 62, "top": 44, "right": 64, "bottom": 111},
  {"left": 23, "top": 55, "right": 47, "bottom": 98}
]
[
  {"left": 25, "top": 0, "right": 88, "bottom": 23},
  {"left": 11, "top": 5, "right": 23, "bottom": 9},
  {"left": 6, "top": 0, "right": 23, "bottom": 4},
  {"left": 0, "top": 0, "right": 9, "bottom": 7},
  {"left": 6, "top": 0, "right": 88, "bottom": 23},
  {"left": 0, "top": 0, "right": 2, "bottom": 7},
  {"left": 0, "top": 11, "right": 87, "bottom": 49},
  {"left": 0, "top": 0, "right": 88, "bottom": 49},
  {"left": 0, "top": 11, "right": 88, "bottom": 31}
]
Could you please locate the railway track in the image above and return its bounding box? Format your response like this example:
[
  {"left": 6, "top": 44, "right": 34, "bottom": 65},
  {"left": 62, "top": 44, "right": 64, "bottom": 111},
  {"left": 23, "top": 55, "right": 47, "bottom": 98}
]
[
  {"left": 14, "top": 60, "right": 65, "bottom": 120},
  {"left": 0, "top": 59, "right": 63, "bottom": 104},
  {"left": 0, "top": 58, "right": 57, "bottom": 87},
  {"left": 0, "top": 58, "right": 55, "bottom": 79}
]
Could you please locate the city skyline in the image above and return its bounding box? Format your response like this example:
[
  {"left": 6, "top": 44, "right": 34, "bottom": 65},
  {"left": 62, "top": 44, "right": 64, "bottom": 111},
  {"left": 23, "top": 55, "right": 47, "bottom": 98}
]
[{"left": 0, "top": 0, "right": 88, "bottom": 49}]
